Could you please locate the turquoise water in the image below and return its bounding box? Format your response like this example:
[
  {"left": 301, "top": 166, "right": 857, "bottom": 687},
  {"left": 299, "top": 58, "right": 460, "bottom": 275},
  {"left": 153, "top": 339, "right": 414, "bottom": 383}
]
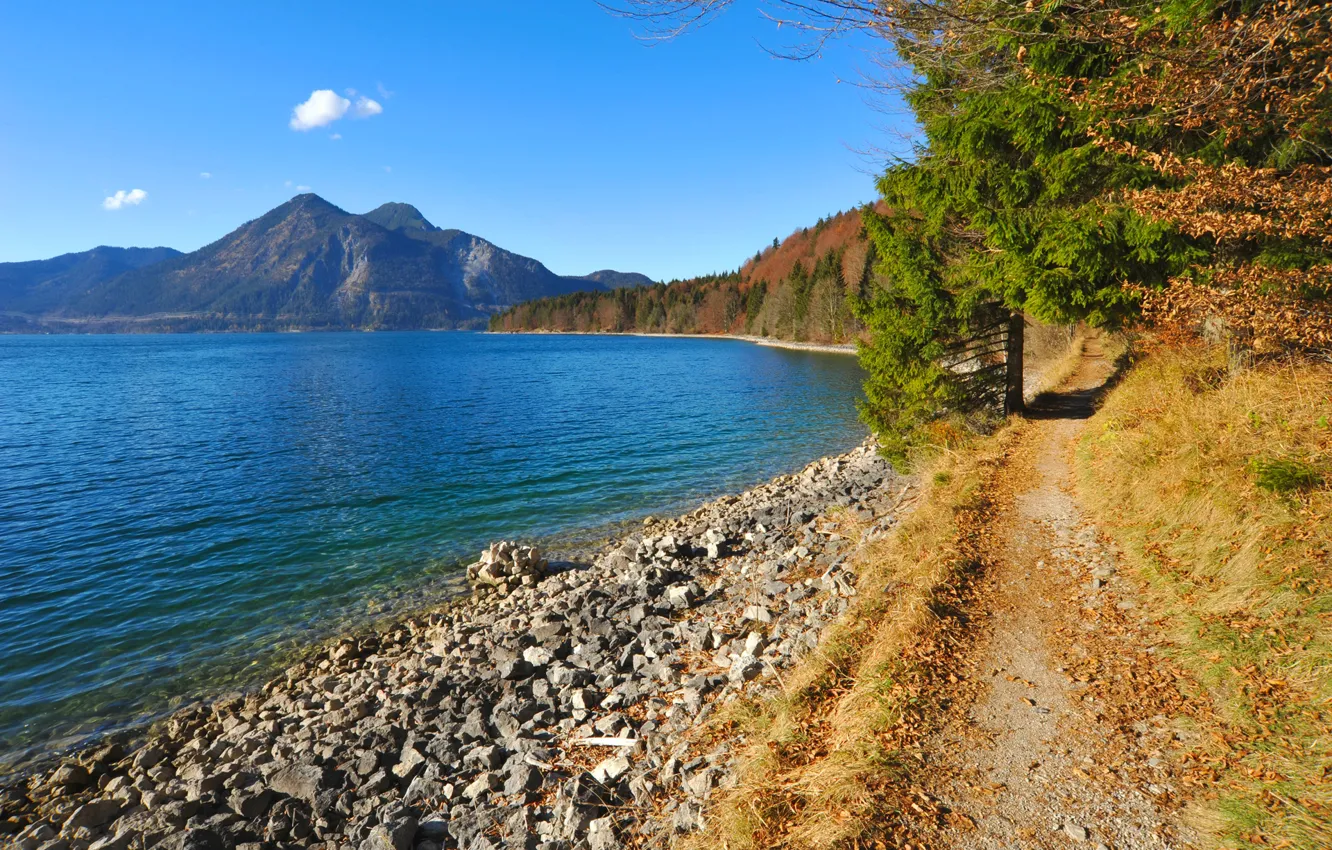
[{"left": 0, "top": 332, "right": 865, "bottom": 760}]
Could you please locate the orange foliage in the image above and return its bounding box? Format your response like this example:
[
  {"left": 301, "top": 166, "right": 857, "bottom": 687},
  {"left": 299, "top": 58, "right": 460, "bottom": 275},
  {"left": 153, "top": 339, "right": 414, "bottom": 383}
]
[
  {"left": 740, "top": 203, "right": 884, "bottom": 291},
  {"left": 1071, "top": 0, "right": 1332, "bottom": 354}
]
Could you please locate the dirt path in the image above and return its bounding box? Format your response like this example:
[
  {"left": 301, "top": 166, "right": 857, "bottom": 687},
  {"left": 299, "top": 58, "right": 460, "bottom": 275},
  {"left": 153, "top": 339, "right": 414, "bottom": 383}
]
[{"left": 910, "top": 336, "right": 1197, "bottom": 850}]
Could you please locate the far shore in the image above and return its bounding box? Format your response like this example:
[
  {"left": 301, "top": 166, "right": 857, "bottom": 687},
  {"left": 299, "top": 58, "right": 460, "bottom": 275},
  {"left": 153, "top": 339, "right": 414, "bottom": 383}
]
[{"left": 489, "top": 329, "right": 860, "bottom": 356}]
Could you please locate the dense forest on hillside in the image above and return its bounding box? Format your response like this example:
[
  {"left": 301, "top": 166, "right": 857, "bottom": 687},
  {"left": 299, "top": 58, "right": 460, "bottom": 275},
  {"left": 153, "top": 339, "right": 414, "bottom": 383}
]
[{"left": 491, "top": 209, "right": 876, "bottom": 343}]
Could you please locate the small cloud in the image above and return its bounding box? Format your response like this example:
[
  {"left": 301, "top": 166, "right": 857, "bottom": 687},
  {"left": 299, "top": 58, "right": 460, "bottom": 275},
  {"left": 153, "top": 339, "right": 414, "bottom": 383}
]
[
  {"left": 103, "top": 188, "right": 147, "bottom": 210},
  {"left": 290, "top": 89, "right": 350, "bottom": 131},
  {"left": 329, "top": 133, "right": 342, "bottom": 141},
  {"left": 376, "top": 82, "right": 394, "bottom": 100},
  {"left": 199, "top": 171, "right": 212, "bottom": 179},
  {"left": 354, "top": 96, "right": 382, "bottom": 118},
  {"left": 290, "top": 88, "right": 384, "bottom": 131},
  {"left": 296, "top": 185, "right": 312, "bottom": 192},
  {"left": 284, "top": 179, "right": 293, "bottom": 188},
  {"left": 383, "top": 165, "right": 392, "bottom": 173}
]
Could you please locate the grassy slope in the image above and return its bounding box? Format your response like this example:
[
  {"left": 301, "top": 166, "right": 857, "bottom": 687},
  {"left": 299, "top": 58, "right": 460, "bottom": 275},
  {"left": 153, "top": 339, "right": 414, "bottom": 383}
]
[
  {"left": 686, "top": 425, "right": 1020, "bottom": 850},
  {"left": 1075, "top": 345, "right": 1332, "bottom": 849},
  {"left": 688, "top": 341, "right": 1330, "bottom": 850}
]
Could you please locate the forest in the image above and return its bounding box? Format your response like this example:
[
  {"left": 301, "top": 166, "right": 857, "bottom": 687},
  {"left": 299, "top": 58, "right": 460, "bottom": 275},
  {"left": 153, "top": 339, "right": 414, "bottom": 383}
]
[{"left": 490, "top": 209, "right": 876, "bottom": 344}]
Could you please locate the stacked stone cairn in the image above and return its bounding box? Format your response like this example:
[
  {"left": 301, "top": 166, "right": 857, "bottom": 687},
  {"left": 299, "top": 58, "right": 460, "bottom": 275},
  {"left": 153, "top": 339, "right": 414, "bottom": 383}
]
[{"left": 466, "top": 542, "right": 548, "bottom": 595}]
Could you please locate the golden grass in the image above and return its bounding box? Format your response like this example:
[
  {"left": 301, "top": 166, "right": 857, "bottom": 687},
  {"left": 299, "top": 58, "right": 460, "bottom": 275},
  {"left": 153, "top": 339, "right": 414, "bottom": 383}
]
[
  {"left": 1026, "top": 325, "right": 1088, "bottom": 398},
  {"left": 685, "top": 427, "right": 1020, "bottom": 850},
  {"left": 1075, "top": 343, "right": 1332, "bottom": 850}
]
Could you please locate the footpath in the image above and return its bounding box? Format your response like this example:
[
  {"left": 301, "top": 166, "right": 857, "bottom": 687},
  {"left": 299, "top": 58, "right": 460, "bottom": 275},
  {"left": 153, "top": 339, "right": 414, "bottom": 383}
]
[{"left": 904, "top": 337, "right": 1197, "bottom": 850}]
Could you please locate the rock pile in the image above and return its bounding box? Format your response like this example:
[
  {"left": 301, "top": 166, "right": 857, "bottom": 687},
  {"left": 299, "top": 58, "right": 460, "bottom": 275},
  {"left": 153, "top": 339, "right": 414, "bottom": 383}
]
[
  {"left": 2, "top": 440, "right": 910, "bottom": 850},
  {"left": 465, "top": 542, "right": 548, "bottom": 595}
]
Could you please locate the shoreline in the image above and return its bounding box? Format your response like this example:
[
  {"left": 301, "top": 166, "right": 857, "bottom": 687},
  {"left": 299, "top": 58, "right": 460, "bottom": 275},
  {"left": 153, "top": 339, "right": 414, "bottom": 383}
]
[
  {"left": 3, "top": 439, "right": 912, "bottom": 850},
  {"left": 488, "top": 329, "right": 860, "bottom": 356},
  {"left": 0, "top": 439, "right": 872, "bottom": 775}
]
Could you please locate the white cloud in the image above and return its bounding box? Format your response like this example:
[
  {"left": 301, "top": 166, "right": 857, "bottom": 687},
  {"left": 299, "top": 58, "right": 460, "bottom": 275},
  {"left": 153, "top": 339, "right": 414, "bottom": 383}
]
[
  {"left": 296, "top": 185, "right": 312, "bottom": 192},
  {"left": 290, "top": 88, "right": 384, "bottom": 131},
  {"left": 290, "top": 89, "right": 350, "bottom": 131},
  {"left": 284, "top": 180, "right": 293, "bottom": 188},
  {"left": 354, "top": 96, "right": 382, "bottom": 117},
  {"left": 376, "top": 82, "right": 393, "bottom": 100},
  {"left": 329, "top": 133, "right": 342, "bottom": 140},
  {"left": 103, "top": 188, "right": 147, "bottom": 210},
  {"left": 199, "top": 171, "right": 211, "bottom": 179}
]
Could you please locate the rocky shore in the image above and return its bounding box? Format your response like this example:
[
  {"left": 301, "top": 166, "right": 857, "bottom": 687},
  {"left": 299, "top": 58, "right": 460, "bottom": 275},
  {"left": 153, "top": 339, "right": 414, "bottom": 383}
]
[{"left": 3, "top": 441, "right": 911, "bottom": 850}]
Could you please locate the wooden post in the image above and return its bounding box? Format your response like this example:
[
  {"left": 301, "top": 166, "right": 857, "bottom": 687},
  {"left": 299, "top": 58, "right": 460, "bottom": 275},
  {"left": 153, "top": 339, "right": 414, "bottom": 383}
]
[{"left": 1005, "top": 310, "right": 1025, "bottom": 416}]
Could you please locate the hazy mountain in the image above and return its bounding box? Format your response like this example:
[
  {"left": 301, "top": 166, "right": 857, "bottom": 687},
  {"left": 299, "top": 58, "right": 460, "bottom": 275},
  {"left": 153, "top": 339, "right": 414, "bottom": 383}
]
[
  {"left": 575, "top": 270, "right": 657, "bottom": 289},
  {"left": 0, "top": 246, "right": 182, "bottom": 315},
  {"left": 0, "top": 195, "right": 652, "bottom": 331}
]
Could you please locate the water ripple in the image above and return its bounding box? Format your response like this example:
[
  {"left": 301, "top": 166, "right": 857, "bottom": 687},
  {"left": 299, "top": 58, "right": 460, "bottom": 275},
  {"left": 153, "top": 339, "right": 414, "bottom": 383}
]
[{"left": 0, "top": 332, "right": 865, "bottom": 757}]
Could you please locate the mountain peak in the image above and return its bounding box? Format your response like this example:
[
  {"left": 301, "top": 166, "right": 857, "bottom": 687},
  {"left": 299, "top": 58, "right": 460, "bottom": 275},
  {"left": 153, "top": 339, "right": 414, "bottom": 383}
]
[{"left": 363, "top": 202, "right": 438, "bottom": 233}]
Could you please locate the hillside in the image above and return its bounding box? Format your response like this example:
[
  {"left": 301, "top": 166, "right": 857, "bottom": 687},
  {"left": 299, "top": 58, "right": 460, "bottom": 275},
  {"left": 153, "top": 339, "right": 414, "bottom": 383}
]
[
  {"left": 491, "top": 206, "right": 878, "bottom": 343},
  {"left": 0, "top": 246, "right": 182, "bottom": 316},
  {"left": 0, "top": 197, "right": 649, "bottom": 332}
]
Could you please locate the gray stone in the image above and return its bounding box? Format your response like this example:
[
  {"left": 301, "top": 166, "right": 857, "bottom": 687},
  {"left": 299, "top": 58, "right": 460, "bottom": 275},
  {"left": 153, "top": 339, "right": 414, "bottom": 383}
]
[
  {"left": 362, "top": 816, "right": 417, "bottom": 850},
  {"left": 591, "top": 756, "right": 630, "bottom": 784},
  {"left": 228, "top": 785, "right": 275, "bottom": 819},
  {"left": 587, "top": 817, "right": 620, "bottom": 850},
  {"left": 65, "top": 798, "right": 123, "bottom": 830},
  {"left": 403, "top": 770, "right": 443, "bottom": 806},
  {"left": 729, "top": 656, "right": 763, "bottom": 683},
  {"left": 267, "top": 763, "right": 330, "bottom": 805},
  {"left": 1063, "top": 823, "right": 1090, "bottom": 842},
  {"left": 392, "top": 746, "right": 426, "bottom": 782},
  {"left": 417, "top": 818, "right": 450, "bottom": 842},
  {"left": 50, "top": 764, "right": 92, "bottom": 789},
  {"left": 742, "top": 605, "right": 773, "bottom": 624},
  {"left": 467, "top": 744, "right": 506, "bottom": 770},
  {"left": 499, "top": 659, "right": 535, "bottom": 681},
  {"left": 463, "top": 772, "right": 500, "bottom": 801},
  {"left": 504, "top": 765, "right": 541, "bottom": 795},
  {"left": 88, "top": 835, "right": 133, "bottom": 850}
]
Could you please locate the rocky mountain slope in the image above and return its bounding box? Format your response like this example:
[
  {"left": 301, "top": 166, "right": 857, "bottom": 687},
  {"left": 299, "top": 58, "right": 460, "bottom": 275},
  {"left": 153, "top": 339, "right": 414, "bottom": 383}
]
[{"left": 0, "top": 197, "right": 650, "bottom": 331}]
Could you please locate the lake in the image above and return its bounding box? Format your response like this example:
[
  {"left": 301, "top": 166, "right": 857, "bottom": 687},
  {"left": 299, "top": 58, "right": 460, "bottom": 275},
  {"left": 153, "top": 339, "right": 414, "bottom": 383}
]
[{"left": 0, "top": 331, "right": 865, "bottom": 762}]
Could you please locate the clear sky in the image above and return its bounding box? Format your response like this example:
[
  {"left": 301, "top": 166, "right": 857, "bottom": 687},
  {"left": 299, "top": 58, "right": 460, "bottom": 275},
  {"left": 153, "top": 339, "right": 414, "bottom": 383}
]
[{"left": 0, "top": 1, "right": 912, "bottom": 280}]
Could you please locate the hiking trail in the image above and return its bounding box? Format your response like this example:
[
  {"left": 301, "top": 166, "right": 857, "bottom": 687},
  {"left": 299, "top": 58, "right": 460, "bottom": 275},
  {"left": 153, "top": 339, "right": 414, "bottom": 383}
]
[{"left": 907, "top": 335, "right": 1198, "bottom": 850}]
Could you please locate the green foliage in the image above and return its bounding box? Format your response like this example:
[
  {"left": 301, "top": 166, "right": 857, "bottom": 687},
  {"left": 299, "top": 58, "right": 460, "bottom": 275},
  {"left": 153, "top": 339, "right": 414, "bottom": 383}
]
[
  {"left": 1249, "top": 457, "right": 1326, "bottom": 494},
  {"left": 494, "top": 245, "right": 864, "bottom": 344},
  {"left": 853, "top": 0, "right": 1217, "bottom": 460}
]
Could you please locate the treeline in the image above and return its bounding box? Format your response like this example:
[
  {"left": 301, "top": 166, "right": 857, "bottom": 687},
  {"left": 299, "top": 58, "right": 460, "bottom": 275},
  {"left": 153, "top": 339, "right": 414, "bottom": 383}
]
[{"left": 491, "top": 227, "right": 876, "bottom": 344}]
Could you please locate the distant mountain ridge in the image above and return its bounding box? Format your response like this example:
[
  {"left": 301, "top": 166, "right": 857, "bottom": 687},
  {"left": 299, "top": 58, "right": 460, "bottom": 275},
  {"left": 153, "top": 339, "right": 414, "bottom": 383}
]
[
  {"left": 0, "top": 196, "right": 654, "bottom": 332},
  {"left": 0, "top": 246, "right": 182, "bottom": 316}
]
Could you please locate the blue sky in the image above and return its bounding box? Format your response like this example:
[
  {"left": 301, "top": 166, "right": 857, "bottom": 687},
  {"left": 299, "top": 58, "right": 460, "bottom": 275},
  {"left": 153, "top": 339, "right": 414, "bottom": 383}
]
[{"left": 0, "top": 1, "right": 913, "bottom": 280}]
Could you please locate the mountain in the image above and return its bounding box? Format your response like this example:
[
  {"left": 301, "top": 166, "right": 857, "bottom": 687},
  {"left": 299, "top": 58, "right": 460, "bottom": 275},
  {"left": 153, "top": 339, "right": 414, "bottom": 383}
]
[
  {"left": 574, "top": 270, "right": 657, "bottom": 289},
  {"left": 360, "top": 202, "right": 439, "bottom": 234},
  {"left": 0, "top": 246, "right": 182, "bottom": 315},
  {"left": 0, "top": 196, "right": 653, "bottom": 331}
]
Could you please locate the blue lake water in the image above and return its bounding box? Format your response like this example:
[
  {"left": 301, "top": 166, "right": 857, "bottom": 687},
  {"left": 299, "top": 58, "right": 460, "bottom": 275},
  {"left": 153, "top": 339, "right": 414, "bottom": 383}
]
[{"left": 0, "top": 331, "right": 865, "bottom": 761}]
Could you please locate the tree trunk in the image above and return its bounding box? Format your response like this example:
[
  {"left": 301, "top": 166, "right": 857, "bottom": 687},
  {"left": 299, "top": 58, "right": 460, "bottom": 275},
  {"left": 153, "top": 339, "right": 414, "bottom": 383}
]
[{"left": 1005, "top": 310, "right": 1025, "bottom": 416}]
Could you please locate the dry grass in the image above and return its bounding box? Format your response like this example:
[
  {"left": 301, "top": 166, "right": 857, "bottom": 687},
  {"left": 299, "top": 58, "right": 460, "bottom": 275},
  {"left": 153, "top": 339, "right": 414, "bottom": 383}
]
[
  {"left": 1024, "top": 322, "right": 1084, "bottom": 398},
  {"left": 1075, "top": 343, "right": 1332, "bottom": 849},
  {"left": 684, "top": 427, "right": 1021, "bottom": 850}
]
